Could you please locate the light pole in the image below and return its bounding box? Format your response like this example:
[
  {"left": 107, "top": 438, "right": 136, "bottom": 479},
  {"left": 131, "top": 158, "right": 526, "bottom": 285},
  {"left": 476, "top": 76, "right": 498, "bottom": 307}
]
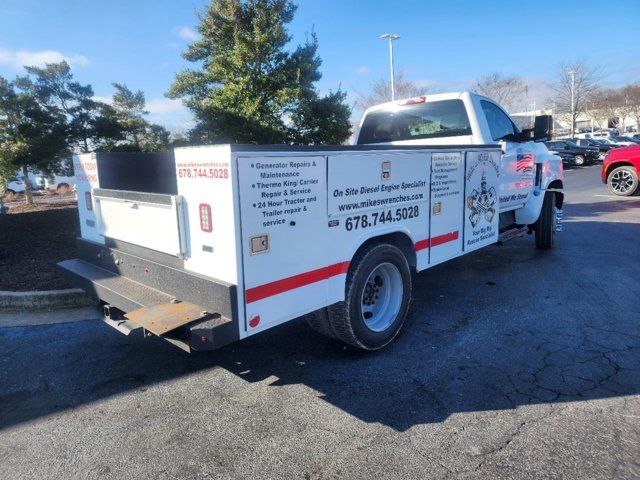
[
  {"left": 380, "top": 33, "right": 400, "bottom": 101},
  {"left": 569, "top": 69, "right": 576, "bottom": 136}
]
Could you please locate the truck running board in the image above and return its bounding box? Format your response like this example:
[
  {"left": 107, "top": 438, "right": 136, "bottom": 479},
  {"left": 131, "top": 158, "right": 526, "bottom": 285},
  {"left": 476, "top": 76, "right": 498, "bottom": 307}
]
[{"left": 497, "top": 226, "right": 530, "bottom": 244}]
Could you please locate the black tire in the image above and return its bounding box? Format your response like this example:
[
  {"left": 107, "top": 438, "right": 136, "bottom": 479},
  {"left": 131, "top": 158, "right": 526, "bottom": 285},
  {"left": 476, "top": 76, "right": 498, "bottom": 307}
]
[
  {"left": 607, "top": 166, "right": 639, "bottom": 197},
  {"left": 535, "top": 192, "right": 556, "bottom": 249},
  {"left": 5, "top": 189, "right": 15, "bottom": 195},
  {"left": 326, "top": 243, "right": 412, "bottom": 350},
  {"left": 573, "top": 155, "right": 585, "bottom": 166},
  {"left": 305, "top": 308, "right": 338, "bottom": 340}
]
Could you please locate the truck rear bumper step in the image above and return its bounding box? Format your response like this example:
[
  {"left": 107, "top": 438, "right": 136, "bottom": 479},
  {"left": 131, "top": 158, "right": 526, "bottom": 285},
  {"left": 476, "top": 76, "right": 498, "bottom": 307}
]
[
  {"left": 58, "top": 258, "right": 176, "bottom": 313},
  {"left": 57, "top": 256, "right": 240, "bottom": 352}
]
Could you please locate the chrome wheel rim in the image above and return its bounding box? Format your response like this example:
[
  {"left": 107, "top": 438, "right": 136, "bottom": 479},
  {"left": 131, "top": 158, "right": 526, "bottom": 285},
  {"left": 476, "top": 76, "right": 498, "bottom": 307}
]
[
  {"left": 575, "top": 155, "right": 585, "bottom": 165},
  {"left": 360, "top": 262, "right": 403, "bottom": 332},
  {"left": 611, "top": 170, "right": 634, "bottom": 194}
]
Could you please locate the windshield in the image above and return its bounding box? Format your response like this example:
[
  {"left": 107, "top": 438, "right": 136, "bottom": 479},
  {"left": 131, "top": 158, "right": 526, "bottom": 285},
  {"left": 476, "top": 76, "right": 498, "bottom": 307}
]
[
  {"left": 563, "top": 140, "right": 578, "bottom": 147},
  {"left": 357, "top": 99, "right": 472, "bottom": 144}
]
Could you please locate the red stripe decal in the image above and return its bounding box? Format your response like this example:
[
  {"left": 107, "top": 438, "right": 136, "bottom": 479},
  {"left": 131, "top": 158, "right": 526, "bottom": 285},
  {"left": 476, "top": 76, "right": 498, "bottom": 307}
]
[
  {"left": 247, "top": 231, "right": 459, "bottom": 304},
  {"left": 414, "top": 239, "right": 430, "bottom": 252},
  {"left": 245, "top": 261, "right": 350, "bottom": 304},
  {"left": 431, "top": 230, "right": 459, "bottom": 247},
  {"left": 414, "top": 230, "right": 459, "bottom": 251}
]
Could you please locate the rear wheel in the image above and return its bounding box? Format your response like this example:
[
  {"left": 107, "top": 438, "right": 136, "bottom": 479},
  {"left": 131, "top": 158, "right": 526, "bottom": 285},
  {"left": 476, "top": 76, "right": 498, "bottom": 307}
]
[
  {"left": 607, "top": 166, "right": 638, "bottom": 196},
  {"left": 574, "top": 155, "right": 586, "bottom": 166},
  {"left": 535, "top": 192, "right": 557, "bottom": 249},
  {"left": 325, "top": 243, "right": 412, "bottom": 350},
  {"left": 305, "top": 308, "right": 337, "bottom": 339}
]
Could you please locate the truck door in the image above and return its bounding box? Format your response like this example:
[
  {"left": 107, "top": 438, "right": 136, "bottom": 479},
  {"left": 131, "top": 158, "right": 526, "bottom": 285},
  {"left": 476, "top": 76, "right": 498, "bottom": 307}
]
[{"left": 479, "top": 100, "right": 535, "bottom": 211}]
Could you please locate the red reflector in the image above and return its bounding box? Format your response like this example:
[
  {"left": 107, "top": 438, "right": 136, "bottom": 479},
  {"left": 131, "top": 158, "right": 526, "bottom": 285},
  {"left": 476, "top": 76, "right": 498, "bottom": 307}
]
[
  {"left": 249, "top": 315, "right": 260, "bottom": 328},
  {"left": 399, "top": 96, "right": 426, "bottom": 105},
  {"left": 199, "top": 203, "right": 212, "bottom": 232},
  {"left": 85, "top": 192, "right": 93, "bottom": 211}
]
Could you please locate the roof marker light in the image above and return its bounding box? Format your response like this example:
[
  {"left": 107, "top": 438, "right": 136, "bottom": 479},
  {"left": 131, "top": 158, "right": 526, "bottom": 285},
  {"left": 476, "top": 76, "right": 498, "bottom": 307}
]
[{"left": 399, "top": 96, "right": 427, "bottom": 106}]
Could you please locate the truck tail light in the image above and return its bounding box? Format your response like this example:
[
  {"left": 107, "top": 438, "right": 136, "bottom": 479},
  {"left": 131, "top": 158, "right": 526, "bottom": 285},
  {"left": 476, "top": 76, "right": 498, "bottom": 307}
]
[
  {"left": 399, "top": 96, "right": 426, "bottom": 105},
  {"left": 199, "top": 203, "right": 212, "bottom": 232},
  {"left": 85, "top": 192, "right": 93, "bottom": 211}
]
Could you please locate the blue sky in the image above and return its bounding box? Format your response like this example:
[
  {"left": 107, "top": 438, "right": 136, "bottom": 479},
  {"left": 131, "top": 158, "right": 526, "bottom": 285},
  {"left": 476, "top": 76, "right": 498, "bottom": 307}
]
[{"left": 1, "top": 0, "right": 639, "bottom": 131}]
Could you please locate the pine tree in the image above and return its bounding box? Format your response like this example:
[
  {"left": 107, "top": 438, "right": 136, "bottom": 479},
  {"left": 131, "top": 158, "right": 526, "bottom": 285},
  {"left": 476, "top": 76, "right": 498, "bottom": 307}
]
[{"left": 168, "top": 0, "right": 351, "bottom": 145}]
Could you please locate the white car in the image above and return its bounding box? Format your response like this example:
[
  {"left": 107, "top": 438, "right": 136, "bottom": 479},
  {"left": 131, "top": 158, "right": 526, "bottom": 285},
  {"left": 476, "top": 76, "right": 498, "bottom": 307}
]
[
  {"left": 4, "top": 176, "right": 26, "bottom": 194},
  {"left": 45, "top": 173, "right": 76, "bottom": 191},
  {"left": 576, "top": 130, "right": 618, "bottom": 140},
  {"left": 609, "top": 136, "right": 638, "bottom": 147}
]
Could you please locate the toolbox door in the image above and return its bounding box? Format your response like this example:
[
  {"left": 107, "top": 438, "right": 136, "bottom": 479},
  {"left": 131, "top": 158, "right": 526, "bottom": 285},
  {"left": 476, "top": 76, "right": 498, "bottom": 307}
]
[
  {"left": 462, "top": 151, "right": 500, "bottom": 252},
  {"left": 93, "top": 189, "right": 186, "bottom": 257},
  {"left": 428, "top": 152, "right": 465, "bottom": 266},
  {"left": 237, "top": 155, "right": 328, "bottom": 332}
]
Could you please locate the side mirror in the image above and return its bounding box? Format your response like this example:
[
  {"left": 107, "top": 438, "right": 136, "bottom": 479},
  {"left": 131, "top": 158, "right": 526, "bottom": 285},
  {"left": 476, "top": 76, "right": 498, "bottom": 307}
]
[{"left": 533, "top": 115, "right": 552, "bottom": 142}]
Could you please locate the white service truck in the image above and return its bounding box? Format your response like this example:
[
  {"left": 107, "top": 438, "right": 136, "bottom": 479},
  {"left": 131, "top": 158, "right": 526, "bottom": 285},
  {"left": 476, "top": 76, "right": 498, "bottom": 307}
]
[{"left": 58, "top": 92, "right": 564, "bottom": 353}]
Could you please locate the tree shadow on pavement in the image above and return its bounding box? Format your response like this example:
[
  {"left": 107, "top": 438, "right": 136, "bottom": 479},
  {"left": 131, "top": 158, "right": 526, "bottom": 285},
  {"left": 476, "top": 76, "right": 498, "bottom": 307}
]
[{"left": 1, "top": 217, "right": 639, "bottom": 432}]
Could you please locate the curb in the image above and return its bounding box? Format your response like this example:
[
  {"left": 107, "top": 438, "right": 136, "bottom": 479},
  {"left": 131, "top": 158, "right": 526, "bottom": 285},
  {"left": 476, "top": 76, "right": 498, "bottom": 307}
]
[{"left": 0, "top": 288, "right": 92, "bottom": 312}]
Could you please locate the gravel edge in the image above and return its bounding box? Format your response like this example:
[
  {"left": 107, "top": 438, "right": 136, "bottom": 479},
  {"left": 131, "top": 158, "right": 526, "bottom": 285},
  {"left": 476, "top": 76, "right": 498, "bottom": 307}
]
[{"left": 0, "top": 289, "right": 91, "bottom": 312}]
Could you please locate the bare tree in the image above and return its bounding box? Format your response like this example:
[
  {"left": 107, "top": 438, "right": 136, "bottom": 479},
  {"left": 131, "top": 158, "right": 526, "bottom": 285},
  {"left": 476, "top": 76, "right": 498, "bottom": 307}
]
[
  {"left": 473, "top": 72, "right": 529, "bottom": 112},
  {"left": 354, "top": 71, "right": 437, "bottom": 114},
  {"left": 620, "top": 83, "right": 640, "bottom": 132},
  {"left": 550, "top": 60, "right": 602, "bottom": 135},
  {"left": 591, "top": 89, "right": 624, "bottom": 131}
]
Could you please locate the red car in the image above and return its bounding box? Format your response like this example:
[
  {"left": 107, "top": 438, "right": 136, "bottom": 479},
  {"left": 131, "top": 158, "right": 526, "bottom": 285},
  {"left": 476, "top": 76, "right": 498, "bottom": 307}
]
[{"left": 601, "top": 145, "right": 640, "bottom": 196}]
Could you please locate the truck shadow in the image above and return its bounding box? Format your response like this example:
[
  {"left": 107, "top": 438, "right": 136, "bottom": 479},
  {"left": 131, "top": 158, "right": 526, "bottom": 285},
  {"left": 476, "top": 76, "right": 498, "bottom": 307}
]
[{"left": 1, "top": 217, "right": 639, "bottom": 432}]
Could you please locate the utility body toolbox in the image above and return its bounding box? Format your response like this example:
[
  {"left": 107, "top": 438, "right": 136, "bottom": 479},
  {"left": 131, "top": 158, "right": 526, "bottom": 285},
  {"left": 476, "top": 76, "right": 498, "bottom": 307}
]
[{"left": 59, "top": 144, "right": 507, "bottom": 352}]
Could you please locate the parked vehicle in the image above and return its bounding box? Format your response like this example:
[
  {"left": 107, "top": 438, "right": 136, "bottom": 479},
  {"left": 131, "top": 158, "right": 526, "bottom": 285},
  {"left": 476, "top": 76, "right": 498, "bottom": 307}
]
[
  {"left": 602, "top": 145, "right": 640, "bottom": 196},
  {"left": 609, "top": 136, "right": 638, "bottom": 147},
  {"left": 59, "top": 92, "right": 563, "bottom": 353},
  {"left": 576, "top": 129, "right": 618, "bottom": 140},
  {"left": 44, "top": 160, "right": 76, "bottom": 191},
  {"left": 45, "top": 173, "right": 76, "bottom": 191},
  {"left": 4, "top": 176, "right": 26, "bottom": 194},
  {"left": 545, "top": 139, "right": 599, "bottom": 166},
  {"left": 575, "top": 138, "right": 614, "bottom": 160}
]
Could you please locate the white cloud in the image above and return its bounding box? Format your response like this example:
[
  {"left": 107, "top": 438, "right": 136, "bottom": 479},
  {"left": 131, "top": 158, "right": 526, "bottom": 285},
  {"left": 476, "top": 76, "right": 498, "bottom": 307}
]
[
  {"left": 92, "top": 95, "right": 112, "bottom": 105},
  {"left": 0, "top": 48, "right": 89, "bottom": 69},
  {"left": 355, "top": 66, "right": 371, "bottom": 75},
  {"left": 146, "top": 98, "right": 194, "bottom": 132},
  {"left": 178, "top": 27, "right": 199, "bottom": 41},
  {"left": 92, "top": 94, "right": 193, "bottom": 133},
  {"left": 147, "top": 98, "right": 186, "bottom": 115}
]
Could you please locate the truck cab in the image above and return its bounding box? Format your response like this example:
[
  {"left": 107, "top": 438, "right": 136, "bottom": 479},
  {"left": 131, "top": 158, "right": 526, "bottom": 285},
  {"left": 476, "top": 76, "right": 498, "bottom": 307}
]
[{"left": 355, "top": 92, "right": 564, "bottom": 229}]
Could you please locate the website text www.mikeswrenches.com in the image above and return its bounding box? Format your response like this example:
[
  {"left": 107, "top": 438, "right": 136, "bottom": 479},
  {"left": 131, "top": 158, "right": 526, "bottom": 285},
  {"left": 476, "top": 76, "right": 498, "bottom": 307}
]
[{"left": 337, "top": 192, "right": 424, "bottom": 212}]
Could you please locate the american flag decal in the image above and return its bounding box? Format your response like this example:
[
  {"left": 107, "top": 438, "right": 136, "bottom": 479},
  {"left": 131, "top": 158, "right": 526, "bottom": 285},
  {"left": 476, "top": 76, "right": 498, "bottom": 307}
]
[{"left": 516, "top": 153, "right": 534, "bottom": 174}]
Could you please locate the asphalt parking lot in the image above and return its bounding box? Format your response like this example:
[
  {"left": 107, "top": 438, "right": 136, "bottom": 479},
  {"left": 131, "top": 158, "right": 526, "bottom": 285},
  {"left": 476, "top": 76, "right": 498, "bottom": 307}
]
[{"left": 1, "top": 165, "right": 639, "bottom": 479}]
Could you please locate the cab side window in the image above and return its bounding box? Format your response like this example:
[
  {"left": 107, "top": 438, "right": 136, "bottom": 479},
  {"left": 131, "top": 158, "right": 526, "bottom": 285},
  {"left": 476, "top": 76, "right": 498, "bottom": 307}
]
[{"left": 481, "top": 100, "right": 517, "bottom": 141}]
